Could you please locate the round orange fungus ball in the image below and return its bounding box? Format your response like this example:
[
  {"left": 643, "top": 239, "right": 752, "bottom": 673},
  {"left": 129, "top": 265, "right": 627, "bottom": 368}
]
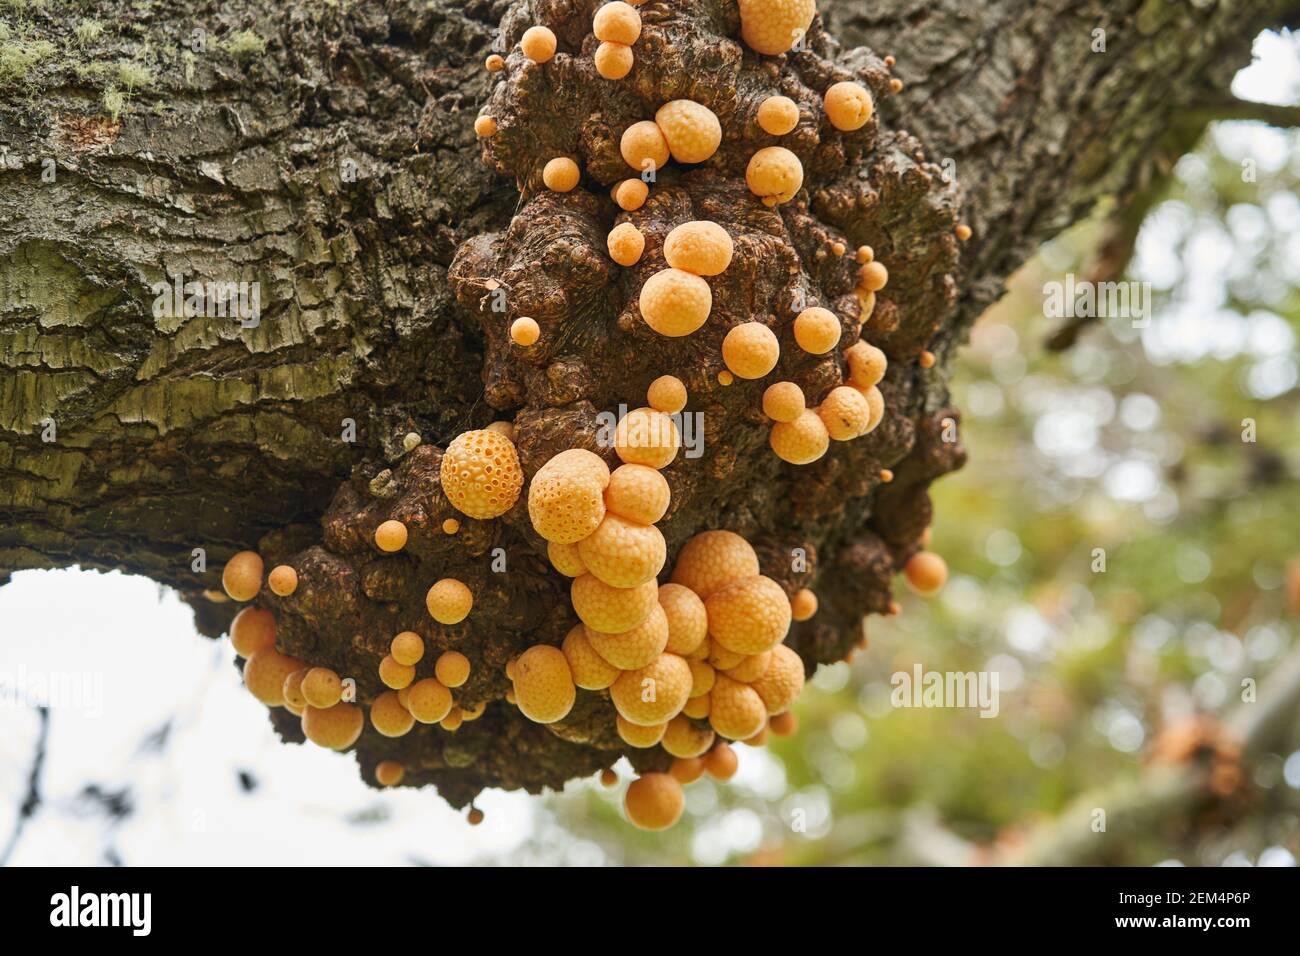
[
  {"left": 520, "top": 26, "right": 557, "bottom": 63},
  {"left": 222, "top": 550, "right": 263, "bottom": 602},
  {"left": 757, "top": 95, "right": 799, "bottom": 135},
  {"left": 639, "top": 267, "right": 711, "bottom": 337},
  {"left": 770, "top": 408, "right": 829, "bottom": 464},
  {"left": 624, "top": 773, "right": 684, "bottom": 830},
  {"left": 762, "top": 381, "right": 805, "bottom": 423},
  {"left": 722, "top": 322, "right": 779, "bottom": 379},
  {"left": 824, "top": 81, "right": 874, "bottom": 131},
  {"left": 745, "top": 146, "right": 804, "bottom": 205},
  {"left": 793, "top": 307, "right": 841, "bottom": 354},
  {"left": 663, "top": 221, "right": 733, "bottom": 276},
  {"left": 655, "top": 100, "right": 722, "bottom": 164},
  {"left": 426, "top": 578, "right": 473, "bottom": 624},
  {"left": 440, "top": 428, "right": 524, "bottom": 520},
  {"left": 607, "top": 222, "right": 645, "bottom": 266}
]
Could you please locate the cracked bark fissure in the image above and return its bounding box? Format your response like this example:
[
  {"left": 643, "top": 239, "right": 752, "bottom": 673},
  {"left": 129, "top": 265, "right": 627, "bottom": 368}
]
[{"left": 2, "top": 0, "right": 1297, "bottom": 806}]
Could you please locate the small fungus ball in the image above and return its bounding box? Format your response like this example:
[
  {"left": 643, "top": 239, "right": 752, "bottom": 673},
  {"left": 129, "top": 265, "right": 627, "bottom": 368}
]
[
  {"left": 407, "top": 678, "right": 453, "bottom": 724},
  {"left": 434, "top": 650, "right": 471, "bottom": 688},
  {"left": 856, "top": 245, "right": 874, "bottom": 264},
  {"left": 704, "top": 742, "right": 739, "bottom": 780},
  {"left": 485, "top": 421, "right": 514, "bottom": 440},
  {"left": 639, "top": 267, "right": 711, "bottom": 337},
  {"left": 302, "top": 667, "right": 342, "bottom": 708},
  {"left": 614, "top": 406, "right": 681, "bottom": 469},
  {"left": 376, "top": 760, "right": 405, "bottom": 786},
  {"left": 374, "top": 519, "right": 408, "bottom": 553},
  {"left": 647, "top": 375, "right": 687, "bottom": 414},
  {"left": 620, "top": 120, "right": 670, "bottom": 174},
  {"left": 862, "top": 384, "right": 885, "bottom": 433},
  {"left": 722, "top": 322, "right": 780, "bottom": 380},
  {"left": 663, "top": 220, "right": 733, "bottom": 276},
  {"left": 572, "top": 573, "right": 660, "bottom": 635},
  {"left": 230, "top": 607, "right": 277, "bottom": 658},
  {"left": 655, "top": 100, "right": 722, "bottom": 164},
  {"left": 611, "top": 653, "right": 692, "bottom": 726},
  {"left": 706, "top": 575, "right": 793, "bottom": 655},
  {"left": 793, "top": 307, "right": 841, "bottom": 354},
  {"left": 859, "top": 260, "right": 889, "bottom": 292},
  {"left": 379, "top": 654, "right": 415, "bottom": 690},
  {"left": 683, "top": 694, "right": 710, "bottom": 719},
  {"left": 442, "top": 518, "right": 461, "bottom": 534},
  {"left": 426, "top": 578, "right": 473, "bottom": 624},
  {"left": 548, "top": 540, "right": 588, "bottom": 577},
  {"left": 283, "top": 669, "right": 308, "bottom": 713},
  {"left": 607, "top": 222, "right": 645, "bottom": 266},
  {"left": 474, "top": 115, "right": 497, "bottom": 138},
  {"left": 542, "top": 157, "right": 580, "bottom": 192},
  {"left": 578, "top": 513, "right": 666, "bottom": 588},
  {"left": 845, "top": 340, "right": 887, "bottom": 388},
  {"left": 562, "top": 624, "right": 620, "bottom": 690},
  {"left": 594, "top": 41, "right": 634, "bottom": 80},
  {"left": 222, "top": 550, "right": 264, "bottom": 602},
  {"left": 725, "top": 651, "right": 771, "bottom": 683},
  {"left": 485, "top": 54, "right": 505, "bottom": 72},
  {"left": 707, "top": 642, "right": 745, "bottom": 672},
  {"left": 391, "top": 631, "right": 425, "bottom": 666},
  {"left": 671, "top": 757, "right": 707, "bottom": 784},
  {"left": 371, "top": 690, "right": 415, "bottom": 737},
  {"left": 617, "top": 715, "right": 666, "bottom": 748},
  {"left": 745, "top": 146, "right": 803, "bottom": 205},
  {"left": 709, "top": 675, "right": 768, "bottom": 740},
  {"left": 510, "top": 316, "right": 541, "bottom": 346},
  {"left": 956, "top": 223, "right": 973, "bottom": 241},
  {"left": 833, "top": 241, "right": 847, "bottom": 256},
  {"left": 662, "top": 715, "right": 716, "bottom": 759},
  {"left": 762, "top": 381, "right": 805, "bottom": 423},
  {"left": 770, "top": 409, "right": 830, "bottom": 464},
  {"left": 267, "top": 565, "right": 298, "bottom": 597},
  {"left": 790, "top": 588, "right": 818, "bottom": 621},
  {"left": 593, "top": 2, "right": 642, "bottom": 44},
  {"left": 513, "top": 644, "right": 576, "bottom": 724},
  {"left": 441, "top": 707, "right": 464, "bottom": 731},
  {"left": 904, "top": 551, "right": 949, "bottom": 595},
  {"left": 520, "top": 25, "right": 557, "bottom": 63},
  {"left": 460, "top": 700, "right": 487, "bottom": 722},
  {"left": 605, "top": 464, "right": 671, "bottom": 525},
  {"left": 919, "top": 349, "right": 936, "bottom": 369},
  {"left": 624, "top": 773, "right": 684, "bottom": 831},
  {"left": 752, "top": 643, "right": 806, "bottom": 714},
  {"left": 670, "top": 530, "right": 760, "bottom": 600},
  {"left": 302, "top": 702, "right": 363, "bottom": 751},
  {"left": 440, "top": 428, "right": 524, "bottom": 520},
  {"left": 586, "top": 601, "right": 668, "bottom": 670},
  {"left": 823, "top": 81, "right": 874, "bottom": 131},
  {"left": 687, "top": 658, "right": 716, "bottom": 697},
  {"left": 243, "top": 649, "right": 305, "bottom": 707},
  {"left": 600, "top": 768, "right": 619, "bottom": 788},
  {"left": 528, "top": 450, "right": 609, "bottom": 543},
  {"left": 614, "top": 178, "right": 649, "bottom": 210},
  {"left": 818, "top": 385, "right": 873, "bottom": 440},
  {"left": 659, "top": 583, "right": 708, "bottom": 657},
  {"left": 757, "top": 95, "right": 799, "bottom": 135},
  {"left": 717, "top": 370, "right": 734, "bottom": 386},
  {"left": 769, "top": 710, "right": 798, "bottom": 736},
  {"left": 738, "top": 0, "right": 815, "bottom": 55}
]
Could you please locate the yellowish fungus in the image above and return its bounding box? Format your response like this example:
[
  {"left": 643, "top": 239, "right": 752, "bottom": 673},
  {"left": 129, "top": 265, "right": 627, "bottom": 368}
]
[
  {"left": 513, "top": 644, "right": 576, "bottom": 724},
  {"left": 793, "top": 306, "right": 841, "bottom": 354},
  {"left": 230, "top": 606, "right": 277, "bottom": 658},
  {"left": 770, "top": 408, "right": 830, "bottom": 463},
  {"left": 823, "top": 81, "right": 874, "bottom": 131},
  {"left": 302, "top": 702, "right": 363, "bottom": 750},
  {"left": 222, "top": 550, "right": 264, "bottom": 602},
  {"left": 646, "top": 375, "right": 687, "bottom": 414},
  {"left": 639, "top": 267, "right": 712, "bottom": 337},
  {"left": 745, "top": 146, "right": 803, "bottom": 205},
  {"left": 655, "top": 100, "right": 722, "bottom": 164},
  {"left": 607, "top": 222, "right": 645, "bottom": 266},
  {"left": 267, "top": 565, "right": 298, "bottom": 597},
  {"left": 374, "top": 519, "right": 408, "bottom": 553},
  {"left": 510, "top": 316, "right": 541, "bottom": 346},
  {"left": 662, "top": 220, "right": 733, "bottom": 276},
  {"left": 722, "top": 322, "right": 780, "bottom": 379},
  {"left": 440, "top": 428, "right": 524, "bottom": 520},
  {"left": 624, "top": 773, "right": 684, "bottom": 830},
  {"left": 757, "top": 95, "right": 799, "bottom": 135},
  {"left": 426, "top": 578, "right": 474, "bottom": 624},
  {"left": 705, "top": 574, "right": 792, "bottom": 654}
]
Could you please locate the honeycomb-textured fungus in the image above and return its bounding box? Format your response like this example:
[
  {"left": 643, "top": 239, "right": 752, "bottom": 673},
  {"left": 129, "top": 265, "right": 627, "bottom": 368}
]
[{"left": 220, "top": 0, "right": 966, "bottom": 821}]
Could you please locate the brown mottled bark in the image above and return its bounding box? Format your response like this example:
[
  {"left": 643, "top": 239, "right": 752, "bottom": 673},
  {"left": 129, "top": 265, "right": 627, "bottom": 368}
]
[{"left": 2, "top": 0, "right": 1296, "bottom": 806}]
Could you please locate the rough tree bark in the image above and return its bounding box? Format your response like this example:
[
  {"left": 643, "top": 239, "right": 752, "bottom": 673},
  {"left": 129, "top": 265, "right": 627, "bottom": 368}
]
[{"left": 2, "top": 0, "right": 1297, "bottom": 808}]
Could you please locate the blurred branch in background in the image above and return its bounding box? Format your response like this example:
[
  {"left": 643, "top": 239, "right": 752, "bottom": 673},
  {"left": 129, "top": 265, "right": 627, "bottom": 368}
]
[{"left": 0, "top": 706, "right": 48, "bottom": 866}]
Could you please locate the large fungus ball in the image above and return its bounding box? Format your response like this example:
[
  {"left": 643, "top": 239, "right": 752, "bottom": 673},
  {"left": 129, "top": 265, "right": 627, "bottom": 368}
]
[
  {"left": 663, "top": 715, "right": 716, "bottom": 758},
  {"left": 562, "top": 624, "right": 620, "bottom": 690},
  {"left": 302, "top": 667, "right": 342, "bottom": 708},
  {"left": 672, "top": 756, "right": 707, "bottom": 783},
  {"left": 659, "top": 583, "right": 708, "bottom": 657},
  {"left": 548, "top": 540, "right": 588, "bottom": 577},
  {"left": 474, "top": 115, "right": 497, "bottom": 138},
  {"left": 528, "top": 452, "right": 609, "bottom": 544},
  {"left": 615, "top": 406, "right": 681, "bottom": 469},
  {"left": 824, "top": 81, "right": 874, "bottom": 131},
  {"left": 904, "top": 551, "right": 949, "bottom": 594},
  {"left": 705, "top": 575, "right": 792, "bottom": 655},
  {"left": 572, "top": 574, "right": 660, "bottom": 634},
  {"left": 617, "top": 715, "right": 667, "bottom": 748},
  {"left": 646, "top": 375, "right": 687, "bottom": 414},
  {"left": 513, "top": 644, "right": 576, "bottom": 724},
  {"left": 605, "top": 464, "right": 671, "bottom": 525},
  {"left": 520, "top": 25, "right": 557, "bottom": 63},
  {"left": 610, "top": 653, "right": 692, "bottom": 726},
  {"left": 751, "top": 643, "right": 806, "bottom": 714},
  {"left": 624, "top": 773, "right": 684, "bottom": 830},
  {"left": 302, "top": 702, "right": 363, "bottom": 750},
  {"left": 655, "top": 100, "right": 722, "bottom": 164},
  {"left": 746, "top": 146, "right": 804, "bottom": 205},
  {"left": 390, "top": 631, "right": 425, "bottom": 666},
  {"left": 230, "top": 606, "right": 277, "bottom": 658},
  {"left": 757, "top": 95, "right": 799, "bottom": 135},
  {"left": 374, "top": 519, "right": 408, "bottom": 553},
  {"left": 722, "top": 322, "right": 780, "bottom": 379},
  {"left": 620, "top": 120, "right": 670, "bottom": 174},
  {"left": 663, "top": 221, "right": 733, "bottom": 277},
  {"left": 379, "top": 654, "right": 415, "bottom": 690},
  {"left": 370, "top": 690, "right": 415, "bottom": 737},
  {"left": 708, "top": 675, "right": 768, "bottom": 740},
  {"left": 595, "top": 41, "right": 634, "bottom": 80},
  {"left": 243, "top": 649, "right": 305, "bottom": 707},
  {"left": 607, "top": 222, "right": 645, "bottom": 266},
  {"left": 817, "top": 385, "right": 873, "bottom": 440},
  {"left": 434, "top": 650, "right": 471, "bottom": 688},
  {"left": 577, "top": 513, "right": 666, "bottom": 588},
  {"left": 222, "top": 550, "right": 263, "bottom": 602},
  {"left": 594, "top": 2, "right": 641, "bottom": 44},
  {"left": 440, "top": 428, "right": 524, "bottom": 519},
  {"left": 586, "top": 601, "right": 669, "bottom": 670},
  {"left": 738, "top": 0, "right": 816, "bottom": 55},
  {"left": 770, "top": 408, "right": 829, "bottom": 464},
  {"left": 614, "top": 178, "right": 649, "bottom": 210},
  {"left": 407, "top": 678, "right": 453, "bottom": 724},
  {"left": 639, "top": 268, "right": 711, "bottom": 337},
  {"left": 845, "top": 340, "right": 887, "bottom": 388},
  {"left": 762, "top": 381, "right": 805, "bottom": 423},
  {"left": 793, "top": 307, "right": 841, "bottom": 354},
  {"left": 543, "top": 157, "right": 580, "bottom": 192},
  {"left": 426, "top": 578, "right": 473, "bottom": 624},
  {"left": 670, "top": 530, "right": 760, "bottom": 599}
]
